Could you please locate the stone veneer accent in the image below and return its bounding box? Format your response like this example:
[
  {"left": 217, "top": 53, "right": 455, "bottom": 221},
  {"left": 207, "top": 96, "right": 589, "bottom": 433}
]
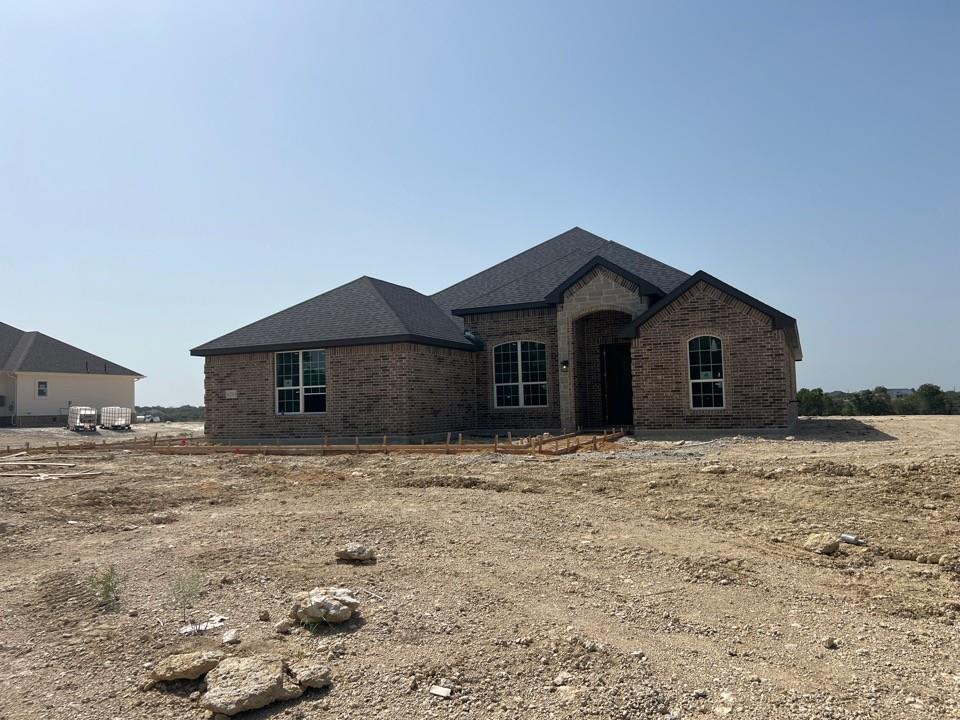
[
  {"left": 204, "top": 343, "right": 476, "bottom": 440},
  {"left": 557, "top": 267, "right": 649, "bottom": 429},
  {"left": 632, "top": 281, "right": 798, "bottom": 429}
]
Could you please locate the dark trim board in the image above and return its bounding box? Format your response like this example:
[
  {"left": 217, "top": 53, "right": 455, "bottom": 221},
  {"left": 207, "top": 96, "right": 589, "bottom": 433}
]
[
  {"left": 632, "top": 270, "right": 803, "bottom": 360},
  {"left": 190, "top": 333, "right": 483, "bottom": 357},
  {"left": 544, "top": 256, "right": 665, "bottom": 303},
  {"left": 450, "top": 301, "right": 555, "bottom": 317}
]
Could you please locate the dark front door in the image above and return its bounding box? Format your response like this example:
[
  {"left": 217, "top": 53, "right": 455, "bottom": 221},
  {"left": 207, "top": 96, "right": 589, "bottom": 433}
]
[{"left": 601, "top": 343, "right": 634, "bottom": 426}]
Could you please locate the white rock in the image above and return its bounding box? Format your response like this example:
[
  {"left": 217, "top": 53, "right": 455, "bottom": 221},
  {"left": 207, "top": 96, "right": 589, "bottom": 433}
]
[
  {"left": 222, "top": 629, "right": 240, "bottom": 645},
  {"left": 287, "top": 659, "right": 331, "bottom": 688},
  {"left": 290, "top": 587, "right": 360, "bottom": 625},
  {"left": 151, "top": 650, "right": 224, "bottom": 681},
  {"left": 803, "top": 533, "right": 840, "bottom": 556},
  {"left": 201, "top": 656, "right": 303, "bottom": 716},
  {"left": 335, "top": 543, "right": 376, "bottom": 562}
]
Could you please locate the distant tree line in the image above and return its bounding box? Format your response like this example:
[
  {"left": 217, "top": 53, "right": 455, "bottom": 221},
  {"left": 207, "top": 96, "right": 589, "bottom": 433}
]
[
  {"left": 135, "top": 405, "right": 205, "bottom": 421},
  {"left": 797, "top": 385, "right": 959, "bottom": 416}
]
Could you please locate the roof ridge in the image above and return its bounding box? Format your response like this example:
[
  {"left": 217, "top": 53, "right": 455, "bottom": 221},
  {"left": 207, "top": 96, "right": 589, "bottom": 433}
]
[
  {"left": 192, "top": 276, "right": 371, "bottom": 349},
  {"left": 450, "top": 245, "right": 600, "bottom": 310},
  {"left": 602, "top": 238, "right": 689, "bottom": 279},
  {"left": 361, "top": 277, "right": 411, "bottom": 333},
  {"left": 431, "top": 227, "right": 603, "bottom": 299}
]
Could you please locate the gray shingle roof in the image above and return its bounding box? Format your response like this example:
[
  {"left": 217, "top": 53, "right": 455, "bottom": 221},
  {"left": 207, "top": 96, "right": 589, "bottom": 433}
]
[
  {"left": 191, "top": 277, "right": 479, "bottom": 356},
  {"left": 431, "top": 227, "right": 689, "bottom": 313},
  {"left": 0, "top": 321, "right": 141, "bottom": 376}
]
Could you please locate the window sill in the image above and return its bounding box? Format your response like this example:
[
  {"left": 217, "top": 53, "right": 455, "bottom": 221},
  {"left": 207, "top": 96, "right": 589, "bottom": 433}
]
[{"left": 275, "top": 412, "right": 328, "bottom": 417}]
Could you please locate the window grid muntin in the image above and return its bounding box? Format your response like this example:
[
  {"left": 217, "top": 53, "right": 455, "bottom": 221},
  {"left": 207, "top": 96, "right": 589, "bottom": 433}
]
[
  {"left": 689, "top": 336, "right": 724, "bottom": 409},
  {"left": 275, "top": 350, "right": 326, "bottom": 414},
  {"left": 494, "top": 341, "right": 547, "bottom": 408}
]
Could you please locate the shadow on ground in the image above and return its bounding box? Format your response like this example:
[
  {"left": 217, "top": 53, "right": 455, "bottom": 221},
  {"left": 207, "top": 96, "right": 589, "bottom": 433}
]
[{"left": 796, "top": 417, "right": 897, "bottom": 442}]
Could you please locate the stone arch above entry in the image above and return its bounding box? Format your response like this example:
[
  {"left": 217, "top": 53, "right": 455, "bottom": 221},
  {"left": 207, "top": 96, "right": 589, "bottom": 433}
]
[{"left": 556, "top": 266, "right": 650, "bottom": 429}]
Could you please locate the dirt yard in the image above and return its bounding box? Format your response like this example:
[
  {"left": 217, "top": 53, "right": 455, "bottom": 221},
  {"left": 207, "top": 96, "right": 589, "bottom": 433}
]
[
  {"left": 0, "top": 422, "right": 204, "bottom": 450},
  {"left": 0, "top": 416, "right": 958, "bottom": 719}
]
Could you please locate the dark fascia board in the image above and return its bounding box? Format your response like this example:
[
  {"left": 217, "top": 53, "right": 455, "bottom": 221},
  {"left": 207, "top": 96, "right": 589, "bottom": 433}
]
[
  {"left": 451, "top": 301, "right": 554, "bottom": 317},
  {"left": 190, "top": 333, "right": 482, "bottom": 357},
  {"left": 632, "top": 270, "right": 803, "bottom": 361},
  {"left": 544, "top": 255, "right": 665, "bottom": 303},
  {"left": 450, "top": 257, "right": 666, "bottom": 317}
]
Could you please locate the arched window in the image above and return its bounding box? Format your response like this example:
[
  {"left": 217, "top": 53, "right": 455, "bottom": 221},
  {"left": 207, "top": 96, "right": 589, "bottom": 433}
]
[
  {"left": 689, "top": 336, "right": 724, "bottom": 409},
  {"left": 494, "top": 341, "right": 547, "bottom": 407}
]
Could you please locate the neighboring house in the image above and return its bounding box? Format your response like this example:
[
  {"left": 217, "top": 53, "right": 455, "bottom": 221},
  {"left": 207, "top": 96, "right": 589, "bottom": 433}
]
[
  {"left": 886, "top": 388, "right": 914, "bottom": 399},
  {"left": 192, "top": 228, "right": 801, "bottom": 440},
  {"left": 0, "top": 322, "right": 142, "bottom": 427}
]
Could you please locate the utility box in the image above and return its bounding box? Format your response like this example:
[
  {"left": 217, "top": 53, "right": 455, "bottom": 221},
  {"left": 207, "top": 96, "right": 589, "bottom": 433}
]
[
  {"left": 67, "top": 406, "right": 98, "bottom": 432},
  {"left": 100, "top": 406, "right": 132, "bottom": 430}
]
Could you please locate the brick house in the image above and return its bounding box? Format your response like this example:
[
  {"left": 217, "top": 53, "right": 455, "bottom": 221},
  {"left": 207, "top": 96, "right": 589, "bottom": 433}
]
[{"left": 192, "top": 228, "right": 801, "bottom": 440}]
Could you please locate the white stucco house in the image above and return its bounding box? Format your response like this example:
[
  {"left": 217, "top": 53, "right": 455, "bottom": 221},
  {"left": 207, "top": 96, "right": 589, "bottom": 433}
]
[{"left": 0, "top": 321, "right": 142, "bottom": 427}]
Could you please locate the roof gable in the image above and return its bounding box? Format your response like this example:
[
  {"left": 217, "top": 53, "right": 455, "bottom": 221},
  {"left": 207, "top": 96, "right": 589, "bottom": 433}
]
[
  {"left": 432, "top": 227, "right": 689, "bottom": 314},
  {"left": 632, "top": 271, "right": 803, "bottom": 360},
  {"left": 191, "top": 276, "right": 479, "bottom": 356}
]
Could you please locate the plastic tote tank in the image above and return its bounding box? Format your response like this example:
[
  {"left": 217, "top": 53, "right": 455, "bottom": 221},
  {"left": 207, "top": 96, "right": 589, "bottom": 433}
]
[
  {"left": 67, "top": 406, "right": 97, "bottom": 431},
  {"left": 100, "top": 406, "right": 132, "bottom": 429}
]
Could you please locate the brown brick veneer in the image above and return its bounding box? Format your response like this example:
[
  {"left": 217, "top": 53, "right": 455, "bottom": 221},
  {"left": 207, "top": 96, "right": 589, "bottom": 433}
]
[
  {"left": 462, "top": 308, "right": 561, "bottom": 430},
  {"left": 632, "top": 282, "right": 798, "bottom": 429},
  {"left": 204, "top": 343, "right": 476, "bottom": 440}
]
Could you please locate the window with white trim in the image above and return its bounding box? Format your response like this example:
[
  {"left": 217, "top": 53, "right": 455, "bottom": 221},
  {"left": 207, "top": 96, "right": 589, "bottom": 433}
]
[
  {"left": 689, "top": 336, "right": 724, "bottom": 408},
  {"left": 494, "top": 341, "right": 547, "bottom": 407},
  {"left": 37, "top": 380, "right": 48, "bottom": 397},
  {"left": 275, "top": 350, "right": 326, "bottom": 414}
]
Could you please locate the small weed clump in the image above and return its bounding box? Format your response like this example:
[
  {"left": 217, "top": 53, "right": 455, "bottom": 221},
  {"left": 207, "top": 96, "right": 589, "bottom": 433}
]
[
  {"left": 86, "top": 565, "right": 125, "bottom": 608},
  {"left": 170, "top": 571, "right": 205, "bottom": 625}
]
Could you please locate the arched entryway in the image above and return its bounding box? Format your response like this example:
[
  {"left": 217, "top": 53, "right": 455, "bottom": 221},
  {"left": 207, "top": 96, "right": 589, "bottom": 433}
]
[{"left": 572, "top": 310, "right": 634, "bottom": 428}]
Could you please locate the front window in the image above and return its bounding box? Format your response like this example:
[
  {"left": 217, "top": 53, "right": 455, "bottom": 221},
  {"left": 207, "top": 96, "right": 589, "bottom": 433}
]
[
  {"left": 275, "top": 350, "right": 326, "bottom": 414},
  {"left": 494, "top": 341, "right": 547, "bottom": 407},
  {"left": 689, "top": 336, "right": 724, "bottom": 408},
  {"left": 37, "top": 380, "right": 48, "bottom": 397}
]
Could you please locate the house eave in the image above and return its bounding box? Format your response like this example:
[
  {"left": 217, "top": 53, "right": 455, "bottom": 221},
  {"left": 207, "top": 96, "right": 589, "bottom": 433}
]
[{"left": 190, "top": 333, "right": 482, "bottom": 357}]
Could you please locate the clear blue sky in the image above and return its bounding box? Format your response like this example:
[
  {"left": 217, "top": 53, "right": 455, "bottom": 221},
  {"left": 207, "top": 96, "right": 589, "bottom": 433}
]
[{"left": 1, "top": 1, "right": 957, "bottom": 405}]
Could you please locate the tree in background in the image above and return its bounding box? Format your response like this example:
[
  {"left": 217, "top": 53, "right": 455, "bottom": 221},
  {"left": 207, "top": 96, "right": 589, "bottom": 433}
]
[
  {"left": 850, "top": 387, "right": 895, "bottom": 415},
  {"left": 915, "top": 384, "right": 948, "bottom": 414},
  {"left": 799, "top": 384, "right": 956, "bottom": 416}
]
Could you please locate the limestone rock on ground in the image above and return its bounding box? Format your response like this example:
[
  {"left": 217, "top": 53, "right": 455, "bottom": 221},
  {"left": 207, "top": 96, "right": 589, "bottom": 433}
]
[
  {"left": 151, "top": 649, "right": 225, "bottom": 681},
  {"left": 290, "top": 586, "right": 360, "bottom": 624},
  {"left": 200, "top": 656, "right": 303, "bottom": 716},
  {"left": 335, "top": 542, "right": 376, "bottom": 562},
  {"left": 287, "top": 659, "right": 332, "bottom": 688},
  {"left": 802, "top": 532, "right": 840, "bottom": 556}
]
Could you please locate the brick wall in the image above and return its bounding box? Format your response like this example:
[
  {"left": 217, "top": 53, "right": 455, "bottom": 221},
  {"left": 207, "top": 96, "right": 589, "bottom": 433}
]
[
  {"left": 632, "top": 281, "right": 797, "bottom": 429},
  {"left": 204, "top": 343, "right": 477, "bottom": 440},
  {"left": 462, "top": 307, "right": 561, "bottom": 430}
]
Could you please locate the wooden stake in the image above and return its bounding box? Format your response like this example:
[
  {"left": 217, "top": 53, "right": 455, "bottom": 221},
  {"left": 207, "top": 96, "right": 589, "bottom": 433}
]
[
  {"left": 446, "top": 432, "right": 451, "bottom": 454},
  {"left": 494, "top": 434, "right": 499, "bottom": 452},
  {"left": 383, "top": 435, "right": 388, "bottom": 454},
  {"left": 355, "top": 436, "right": 360, "bottom": 455}
]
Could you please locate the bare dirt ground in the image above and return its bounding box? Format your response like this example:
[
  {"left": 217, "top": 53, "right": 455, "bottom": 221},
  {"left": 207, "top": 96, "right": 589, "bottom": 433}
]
[
  {"left": 0, "top": 422, "right": 204, "bottom": 450},
  {"left": 0, "top": 416, "right": 958, "bottom": 719}
]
